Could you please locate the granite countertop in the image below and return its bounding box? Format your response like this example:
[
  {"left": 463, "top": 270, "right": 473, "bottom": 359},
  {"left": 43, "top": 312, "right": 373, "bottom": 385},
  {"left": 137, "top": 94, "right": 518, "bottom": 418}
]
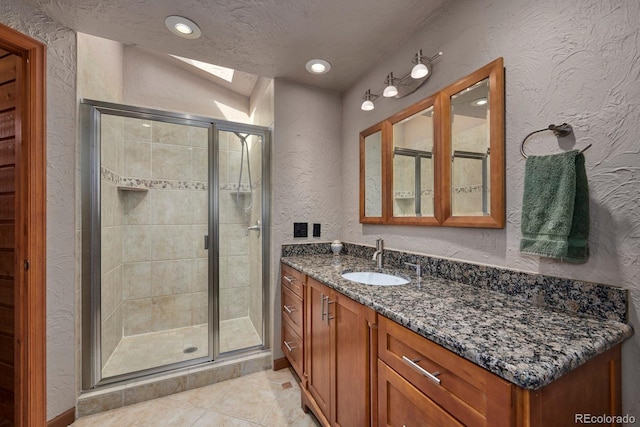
[{"left": 281, "top": 254, "right": 633, "bottom": 390}]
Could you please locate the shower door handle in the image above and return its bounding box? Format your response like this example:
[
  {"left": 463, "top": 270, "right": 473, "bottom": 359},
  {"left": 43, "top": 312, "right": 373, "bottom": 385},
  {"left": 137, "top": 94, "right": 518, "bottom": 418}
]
[
  {"left": 246, "top": 220, "right": 261, "bottom": 237},
  {"left": 204, "top": 235, "right": 208, "bottom": 250}
]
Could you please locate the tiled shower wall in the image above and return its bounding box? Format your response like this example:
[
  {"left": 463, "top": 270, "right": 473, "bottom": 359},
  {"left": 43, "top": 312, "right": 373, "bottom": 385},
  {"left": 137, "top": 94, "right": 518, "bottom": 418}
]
[
  {"left": 219, "top": 131, "right": 256, "bottom": 323},
  {"left": 120, "top": 119, "right": 209, "bottom": 336},
  {"left": 100, "top": 115, "right": 124, "bottom": 365},
  {"left": 100, "top": 117, "right": 210, "bottom": 345}
]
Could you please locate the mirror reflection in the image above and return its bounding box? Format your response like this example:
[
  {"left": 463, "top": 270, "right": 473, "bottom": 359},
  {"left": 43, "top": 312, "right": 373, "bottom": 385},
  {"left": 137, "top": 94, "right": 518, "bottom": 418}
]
[
  {"left": 450, "top": 78, "right": 490, "bottom": 216},
  {"left": 392, "top": 106, "right": 435, "bottom": 217},
  {"left": 364, "top": 130, "right": 382, "bottom": 217}
]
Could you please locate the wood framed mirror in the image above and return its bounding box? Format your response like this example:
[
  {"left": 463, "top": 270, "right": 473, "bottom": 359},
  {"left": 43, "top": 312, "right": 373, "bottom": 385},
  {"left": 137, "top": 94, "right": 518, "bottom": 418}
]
[
  {"left": 387, "top": 94, "right": 441, "bottom": 225},
  {"left": 441, "top": 57, "right": 504, "bottom": 227},
  {"left": 358, "top": 57, "right": 504, "bottom": 228},
  {"left": 359, "top": 122, "right": 388, "bottom": 223}
]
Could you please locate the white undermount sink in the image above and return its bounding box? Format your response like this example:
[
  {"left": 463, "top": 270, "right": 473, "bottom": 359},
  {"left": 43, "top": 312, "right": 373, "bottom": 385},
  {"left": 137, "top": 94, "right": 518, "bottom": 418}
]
[{"left": 341, "top": 271, "right": 409, "bottom": 286}]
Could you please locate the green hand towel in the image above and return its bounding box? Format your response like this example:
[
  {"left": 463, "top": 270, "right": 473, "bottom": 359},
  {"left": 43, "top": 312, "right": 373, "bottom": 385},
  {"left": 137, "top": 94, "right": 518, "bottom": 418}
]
[{"left": 520, "top": 150, "right": 589, "bottom": 263}]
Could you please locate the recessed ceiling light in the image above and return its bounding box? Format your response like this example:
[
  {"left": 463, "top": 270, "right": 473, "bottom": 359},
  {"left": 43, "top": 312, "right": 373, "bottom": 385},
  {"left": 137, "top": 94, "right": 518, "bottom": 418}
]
[
  {"left": 165, "top": 16, "right": 201, "bottom": 39},
  {"left": 471, "top": 97, "right": 488, "bottom": 106},
  {"left": 306, "top": 59, "right": 331, "bottom": 74}
]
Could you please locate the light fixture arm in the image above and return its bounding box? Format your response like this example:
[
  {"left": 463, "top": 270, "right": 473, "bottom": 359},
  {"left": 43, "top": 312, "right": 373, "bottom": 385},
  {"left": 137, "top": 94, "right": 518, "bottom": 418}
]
[{"left": 361, "top": 50, "right": 443, "bottom": 111}]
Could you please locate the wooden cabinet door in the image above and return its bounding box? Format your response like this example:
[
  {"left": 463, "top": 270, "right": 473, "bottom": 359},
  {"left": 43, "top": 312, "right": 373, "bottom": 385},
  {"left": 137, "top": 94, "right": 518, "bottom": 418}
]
[
  {"left": 331, "top": 292, "right": 373, "bottom": 427},
  {"left": 305, "top": 278, "right": 332, "bottom": 422},
  {"left": 379, "top": 360, "right": 464, "bottom": 427}
]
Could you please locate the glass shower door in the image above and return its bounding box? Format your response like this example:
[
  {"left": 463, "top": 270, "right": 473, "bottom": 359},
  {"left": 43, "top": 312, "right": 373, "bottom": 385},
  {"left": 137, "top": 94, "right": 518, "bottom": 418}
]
[
  {"left": 216, "top": 129, "right": 265, "bottom": 354},
  {"left": 83, "top": 100, "right": 270, "bottom": 389},
  {"left": 96, "top": 111, "right": 212, "bottom": 381}
]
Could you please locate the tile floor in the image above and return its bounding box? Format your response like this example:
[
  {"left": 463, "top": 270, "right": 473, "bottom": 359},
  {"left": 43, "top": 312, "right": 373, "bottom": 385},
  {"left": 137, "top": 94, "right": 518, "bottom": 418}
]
[
  {"left": 71, "top": 368, "right": 320, "bottom": 427},
  {"left": 103, "top": 318, "right": 262, "bottom": 377}
]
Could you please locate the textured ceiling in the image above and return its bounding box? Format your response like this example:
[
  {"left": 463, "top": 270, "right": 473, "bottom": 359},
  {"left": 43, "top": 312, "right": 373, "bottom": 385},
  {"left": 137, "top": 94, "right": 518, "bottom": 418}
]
[{"left": 28, "top": 0, "right": 447, "bottom": 94}]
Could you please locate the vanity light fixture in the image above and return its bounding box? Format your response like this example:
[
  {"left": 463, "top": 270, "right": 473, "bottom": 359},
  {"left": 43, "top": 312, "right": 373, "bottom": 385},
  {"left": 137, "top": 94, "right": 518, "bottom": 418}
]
[
  {"left": 306, "top": 59, "right": 331, "bottom": 74},
  {"left": 361, "top": 90, "right": 380, "bottom": 111},
  {"left": 165, "top": 16, "right": 202, "bottom": 39},
  {"left": 361, "top": 50, "right": 442, "bottom": 111},
  {"left": 383, "top": 73, "right": 399, "bottom": 97},
  {"left": 411, "top": 49, "right": 430, "bottom": 79}
]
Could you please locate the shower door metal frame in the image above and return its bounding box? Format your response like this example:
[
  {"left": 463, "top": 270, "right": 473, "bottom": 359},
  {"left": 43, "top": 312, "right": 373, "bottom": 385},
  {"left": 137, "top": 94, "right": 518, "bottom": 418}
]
[{"left": 80, "top": 99, "right": 271, "bottom": 389}]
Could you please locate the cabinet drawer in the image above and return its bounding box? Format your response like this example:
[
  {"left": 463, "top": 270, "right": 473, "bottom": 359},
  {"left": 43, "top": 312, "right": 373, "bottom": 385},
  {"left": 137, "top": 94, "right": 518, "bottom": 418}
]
[
  {"left": 282, "top": 317, "right": 303, "bottom": 378},
  {"left": 378, "top": 316, "right": 512, "bottom": 427},
  {"left": 379, "top": 360, "right": 464, "bottom": 427},
  {"left": 282, "top": 284, "right": 303, "bottom": 336},
  {"left": 281, "top": 263, "right": 304, "bottom": 297}
]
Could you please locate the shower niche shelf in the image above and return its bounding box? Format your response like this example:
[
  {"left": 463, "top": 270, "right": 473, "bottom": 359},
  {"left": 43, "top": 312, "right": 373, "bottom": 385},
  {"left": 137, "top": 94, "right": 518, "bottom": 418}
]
[{"left": 117, "top": 185, "right": 149, "bottom": 192}]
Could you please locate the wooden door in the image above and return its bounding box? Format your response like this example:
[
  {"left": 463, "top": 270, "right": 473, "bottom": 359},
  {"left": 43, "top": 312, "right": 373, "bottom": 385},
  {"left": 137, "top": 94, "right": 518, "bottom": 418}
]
[
  {"left": 331, "top": 292, "right": 373, "bottom": 427},
  {"left": 305, "top": 277, "right": 332, "bottom": 423},
  {"left": 0, "top": 48, "right": 16, "bottom": 426},
  {"left": 0, "top": 23, "right": 47, "bottom": 427}
]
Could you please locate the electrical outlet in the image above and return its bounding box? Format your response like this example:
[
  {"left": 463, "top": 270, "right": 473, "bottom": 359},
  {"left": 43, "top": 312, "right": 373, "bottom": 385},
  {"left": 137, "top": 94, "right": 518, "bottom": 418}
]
[
  {"left": 293, "top": 222, "right": 308, "bottom": 238},
  {"left": 313, "top": 223, "right": 321, "bottom": 237}
]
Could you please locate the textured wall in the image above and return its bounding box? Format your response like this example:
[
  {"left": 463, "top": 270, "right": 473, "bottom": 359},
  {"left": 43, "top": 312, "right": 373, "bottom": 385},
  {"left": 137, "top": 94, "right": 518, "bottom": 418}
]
[
  {"left": 341, "top": 0, "right": 640, "bottom": 417},
  {"left": 272, "top": 80, "right": 342, "bottom": 358},
  {"left": 0, "top": 0, "right": 77, "bottom": 420}
]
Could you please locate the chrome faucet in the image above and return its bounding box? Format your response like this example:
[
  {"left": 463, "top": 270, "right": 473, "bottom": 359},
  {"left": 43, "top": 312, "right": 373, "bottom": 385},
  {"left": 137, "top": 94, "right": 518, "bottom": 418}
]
[{"left": 372, "top": 238, "right": 384, "bottom": 268}]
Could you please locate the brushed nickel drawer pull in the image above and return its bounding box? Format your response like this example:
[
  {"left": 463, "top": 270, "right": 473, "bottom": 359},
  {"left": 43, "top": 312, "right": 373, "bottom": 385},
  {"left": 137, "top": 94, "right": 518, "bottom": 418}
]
[
  {"left": 283, "top": 275, "right": 295, "bottom": 284},
  {"left": 284, "top": 340, "right": 296, "bottom": 352},
  {"left": 283, "top": 305, "right": 296, "bottom": 314},
  {"left": 402, "top": 356, "right": 441, "bottom": 385},
  {"left": 326, "top": 300, "right": 336, "bottom": 324},
  {"left": 321, "top": 293, "right": 328, "bottom": 320}
]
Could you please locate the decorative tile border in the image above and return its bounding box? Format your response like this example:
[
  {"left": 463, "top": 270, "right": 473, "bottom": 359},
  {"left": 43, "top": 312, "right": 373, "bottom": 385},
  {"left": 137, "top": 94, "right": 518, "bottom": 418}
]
[
  {"left": 100, "top": 166, "right": 267, "bottom": 191},
  {"left": 453, "top": 184, "right": 487, "bottom": 194},
  {"left": 281, "top": 242, "right": 628, "bottom": 323},
  {"left": 394, "top": 185, "right": 488, "bottom": 199}
]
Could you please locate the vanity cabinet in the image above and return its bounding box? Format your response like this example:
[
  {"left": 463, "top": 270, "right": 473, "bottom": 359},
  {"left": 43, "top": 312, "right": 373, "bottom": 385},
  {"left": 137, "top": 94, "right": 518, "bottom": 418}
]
[
  {"left": 378, "top": 316, "right": 513, "bottom": 427},
  {"left": 377, "top": 315, "right": 622, "bottom": 427},
  {"left": 302, "top": 277, "right": 377, "bottom": 427},
  {"left": 282, "top": 261, "right": 623, "bottom": 427},
  {"left": 281, "top": 263, "right": 305, "bottom": 378}
]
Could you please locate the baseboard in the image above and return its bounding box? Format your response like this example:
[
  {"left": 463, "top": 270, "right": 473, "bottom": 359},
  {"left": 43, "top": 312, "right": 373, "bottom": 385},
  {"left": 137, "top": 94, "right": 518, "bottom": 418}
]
[
  {"left": 273, "top": 357, "right": 291, "bottom": 371},
  {"left": 47, "top": 408, "right": 74, "bottom": 427}
]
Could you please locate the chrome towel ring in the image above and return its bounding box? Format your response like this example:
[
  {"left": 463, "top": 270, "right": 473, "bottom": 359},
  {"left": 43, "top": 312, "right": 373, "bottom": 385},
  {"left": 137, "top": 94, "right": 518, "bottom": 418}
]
[{"left": 520, "top": 123, "right": 592, "bottom": 158}]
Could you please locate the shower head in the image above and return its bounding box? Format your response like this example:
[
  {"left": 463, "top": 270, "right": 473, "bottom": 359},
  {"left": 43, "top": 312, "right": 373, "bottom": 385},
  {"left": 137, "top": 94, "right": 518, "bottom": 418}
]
[{"left": 233, "top": 132, "right": 249, "bottom": 145}]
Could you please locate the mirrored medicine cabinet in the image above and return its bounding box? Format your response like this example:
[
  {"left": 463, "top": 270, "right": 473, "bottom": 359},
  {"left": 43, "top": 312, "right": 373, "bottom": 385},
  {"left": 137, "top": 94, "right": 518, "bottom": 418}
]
[{"left": 359, "top": 57, "right": 505, "bottom": 228}]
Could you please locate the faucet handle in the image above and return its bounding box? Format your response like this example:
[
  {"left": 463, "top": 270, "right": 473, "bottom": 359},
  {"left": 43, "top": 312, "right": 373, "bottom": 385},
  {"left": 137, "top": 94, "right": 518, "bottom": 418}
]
[{"left": 404, "top": 262, "right": 421, "bottom": 277}]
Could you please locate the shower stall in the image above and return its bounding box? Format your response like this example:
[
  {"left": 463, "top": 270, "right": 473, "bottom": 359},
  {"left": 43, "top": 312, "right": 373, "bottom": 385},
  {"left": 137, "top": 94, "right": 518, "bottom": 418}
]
[{"left": 81, "top": 100, "right": 270, "bottom": 387}]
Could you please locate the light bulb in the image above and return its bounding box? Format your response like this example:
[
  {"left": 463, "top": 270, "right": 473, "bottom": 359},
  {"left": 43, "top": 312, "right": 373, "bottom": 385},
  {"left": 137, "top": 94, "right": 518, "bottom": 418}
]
[
  {"left": 174, "top": 23, "right": 193, "bottom": 35},
  {"left": 311, "top": 63, "right": 326, "bottom": 73},
  {"left": 383, "top": 85, "right": 398, "bottom": 98},
  {"left": 361, "top": 100, "right": 375, "bottom": 111},
  {"left": 411, "top": 63, "right": 429, "bottom": 79}
]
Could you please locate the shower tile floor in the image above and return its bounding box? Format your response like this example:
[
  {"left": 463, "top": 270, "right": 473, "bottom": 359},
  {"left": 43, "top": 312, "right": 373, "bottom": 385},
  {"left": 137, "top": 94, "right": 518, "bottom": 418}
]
[
  {"left": 71, "top": 368, "right": 320, "bottom": 427},
  {"left": 103, "top": 317, "right": 262, "bottom": 377}
]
